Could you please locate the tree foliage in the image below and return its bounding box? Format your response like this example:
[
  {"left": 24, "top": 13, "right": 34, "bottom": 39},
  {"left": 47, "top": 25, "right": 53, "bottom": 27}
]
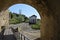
[{"left": 9, "top": 12, "right": 28, "bottom": 24}]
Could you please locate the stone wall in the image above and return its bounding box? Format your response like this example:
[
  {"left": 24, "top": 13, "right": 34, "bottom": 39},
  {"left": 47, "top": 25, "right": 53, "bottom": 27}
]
[
  {"left": 0, "top": 10, "right": 9, "bottom": 32},
  {"left": 0, "top": 0, "right": 60, "bottom": 40}
]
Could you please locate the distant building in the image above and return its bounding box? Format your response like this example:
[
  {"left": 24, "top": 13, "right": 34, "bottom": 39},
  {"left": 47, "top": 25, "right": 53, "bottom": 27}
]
[{"left": 29, "top": 15, "right": 37, "bottom": 24}]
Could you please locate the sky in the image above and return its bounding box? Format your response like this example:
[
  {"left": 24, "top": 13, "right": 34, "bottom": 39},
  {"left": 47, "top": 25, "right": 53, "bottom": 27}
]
[{"left": 8, "top": 4, "right": 41, "bottom": 19}]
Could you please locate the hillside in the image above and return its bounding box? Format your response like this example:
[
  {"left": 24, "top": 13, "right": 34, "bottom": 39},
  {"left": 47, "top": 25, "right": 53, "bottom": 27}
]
[{"left": 9, "top": 12, "right": 28, "bottom": 24}]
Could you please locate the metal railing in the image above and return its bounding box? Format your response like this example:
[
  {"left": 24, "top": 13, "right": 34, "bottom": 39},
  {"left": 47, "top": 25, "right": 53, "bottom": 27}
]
[
  {"left": 19, "top": 32, "right": 30, "bottom": 40},
  {"left": 11, "top": 27, "right": 30, "bottom": 40}
]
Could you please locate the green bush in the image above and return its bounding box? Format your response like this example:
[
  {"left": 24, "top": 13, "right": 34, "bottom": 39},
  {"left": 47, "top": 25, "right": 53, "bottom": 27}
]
[
  {"left": 25, "top": 19, "right": 29, "bottom": 23},
  {"left": 9, "top": 18, "right": 20, "bottom": 24},
  {"left": 9, "top": 12, "right": 29, "bottom": 24},
  {"left": 31, "top": 24, "right": 40, "bottom": 30}
]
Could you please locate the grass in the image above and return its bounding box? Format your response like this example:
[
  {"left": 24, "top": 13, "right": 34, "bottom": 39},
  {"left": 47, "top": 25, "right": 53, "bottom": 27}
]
[
  {"left": 31, "top": 20, "right": 40, "bottom": 30},
  {"left": 31, "top": 24, "right": 40, "bottom": 30}
]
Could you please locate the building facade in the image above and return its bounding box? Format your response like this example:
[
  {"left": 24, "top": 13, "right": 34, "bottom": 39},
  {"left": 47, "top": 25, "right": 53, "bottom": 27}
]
[{"left": 29, "top": 15, "right": 37, "bottom": 24}]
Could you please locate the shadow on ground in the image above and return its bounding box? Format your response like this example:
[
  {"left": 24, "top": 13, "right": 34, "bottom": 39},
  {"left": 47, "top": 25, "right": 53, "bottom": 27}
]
[
  {"left": 3, "top": 35, "right": 17, "bottom": 40},
  {"left": 0, "top": 33, "right": 17, "bottom": 40},
  {"left": 34, "top": 38, "right": 40, "bottom": 40},
  {"left": 0, "top": 28, "right": 17, "bottom": 40}
]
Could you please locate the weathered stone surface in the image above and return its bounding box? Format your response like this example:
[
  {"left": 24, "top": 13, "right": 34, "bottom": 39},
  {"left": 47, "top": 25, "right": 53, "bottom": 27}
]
[
  {"left": 0, "top": 10, "right": 9, "bottom": 32},
  {"left": 0, "top": 0, "right": 60, "bottom": 40}
]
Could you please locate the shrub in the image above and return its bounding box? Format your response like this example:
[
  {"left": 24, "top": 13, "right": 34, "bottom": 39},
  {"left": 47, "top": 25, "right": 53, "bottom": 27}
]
[
  {"left": 31, "top": 24, "right": 40, "bottom": 30},
  {"left": 9, "top": 18, "right": 20, "bottom": 24}
]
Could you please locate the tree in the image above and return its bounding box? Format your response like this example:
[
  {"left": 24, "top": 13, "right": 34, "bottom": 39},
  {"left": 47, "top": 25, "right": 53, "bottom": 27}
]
[{"left": 9, "top": 12, "right": 29, "bottom": 24}]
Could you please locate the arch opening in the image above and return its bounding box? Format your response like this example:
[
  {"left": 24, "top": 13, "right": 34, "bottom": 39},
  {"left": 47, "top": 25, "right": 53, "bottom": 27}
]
[{"left": 7, "top": 4, "right": 41, "bottom": 40}]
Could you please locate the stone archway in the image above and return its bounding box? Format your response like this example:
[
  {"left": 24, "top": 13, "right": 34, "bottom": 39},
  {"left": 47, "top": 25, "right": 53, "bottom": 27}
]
[{"left": 0, "top": 0, "right": 60, "bottom": 40}]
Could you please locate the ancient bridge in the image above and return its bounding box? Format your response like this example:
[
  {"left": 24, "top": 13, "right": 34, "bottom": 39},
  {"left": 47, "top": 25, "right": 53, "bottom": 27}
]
[{"left": 0, "top": 0, "right": 60, "bottom": 40}]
